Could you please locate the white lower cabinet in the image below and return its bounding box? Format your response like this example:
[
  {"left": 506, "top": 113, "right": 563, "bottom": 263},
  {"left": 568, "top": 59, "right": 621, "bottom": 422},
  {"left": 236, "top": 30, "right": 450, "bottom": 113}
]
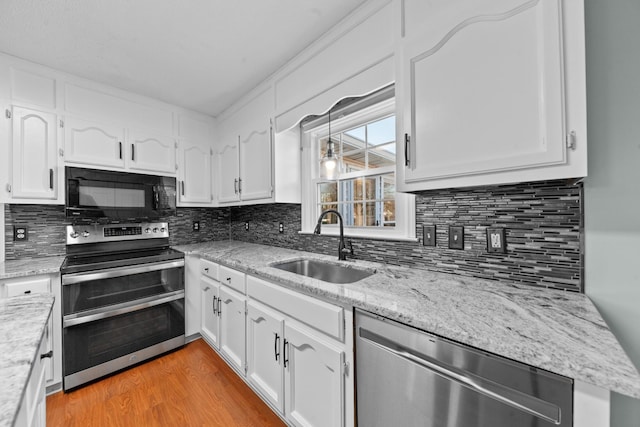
[
  {"left": 283, "top": 321, "right": 345, "bottom": 427},
  {"left": 15, "top": 311, "right": 49, "bottom": 427},
  {"left": 1, "top": 274, "right": 61, "bottom": 390},
  {"left": 247, "top": 300, "right": 285, "bottom": 412},
  {"left": 199, "top": 263, "right": 354, "bottom": 427},
  {"left": 219, "top": 285, "right": 247, "bottom": 374},
  {"left": 200, "top": 276, "right": 220, "bottom": 349}
]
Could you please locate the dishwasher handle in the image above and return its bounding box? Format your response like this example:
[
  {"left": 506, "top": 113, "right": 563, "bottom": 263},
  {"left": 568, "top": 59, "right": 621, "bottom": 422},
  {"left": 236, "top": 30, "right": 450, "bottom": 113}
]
[{"left": 359, "top": 328, "right": 562, "bottom": 425}]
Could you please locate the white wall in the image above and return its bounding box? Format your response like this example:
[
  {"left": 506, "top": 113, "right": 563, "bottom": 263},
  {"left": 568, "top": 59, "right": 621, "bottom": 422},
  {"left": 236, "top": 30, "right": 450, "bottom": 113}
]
[{"left": 584, "top": 0, "right": 640, "bottom": 425}]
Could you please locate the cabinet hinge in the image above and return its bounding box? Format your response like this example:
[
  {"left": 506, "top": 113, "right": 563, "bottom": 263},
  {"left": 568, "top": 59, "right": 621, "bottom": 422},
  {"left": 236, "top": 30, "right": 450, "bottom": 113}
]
[
  {"left": 5, "top": 109, "right": 11, "bottom": 119},
  {"left": 566, "top": 131, "right": 577, "bottom": 150},
  {"left": 6, "top": 183, "right": 11, "bottom": 193},
  {"left": 59, "top": 119, "right": 64, "bottom": 128},
  {"left": 174, "top": 142, "right": 179, "bottom": 148},
  {"left": 244, "top": 363, "right": 248, "bottom": 374},
  {"left": 58, "top": 148, "right": 64, "bottom": 158}
]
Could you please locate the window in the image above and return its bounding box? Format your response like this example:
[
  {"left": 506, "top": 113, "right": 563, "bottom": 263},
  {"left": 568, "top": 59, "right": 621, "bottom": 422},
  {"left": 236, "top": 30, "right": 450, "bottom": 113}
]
[{"left": 301, "top": 88, "right": 416, "bottom": 241}]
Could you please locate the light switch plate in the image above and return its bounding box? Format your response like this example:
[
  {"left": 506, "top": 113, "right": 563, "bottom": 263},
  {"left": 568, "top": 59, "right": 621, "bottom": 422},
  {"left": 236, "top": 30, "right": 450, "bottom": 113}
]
[
  {"left": 486, "top": 227, "right": 506, "bottom": 253},
  {"left": 423, "top": 225, "right": 436, "bottom": 246},
  {"left": 448, "top": 226, "right": 464, "bottom": 250}
]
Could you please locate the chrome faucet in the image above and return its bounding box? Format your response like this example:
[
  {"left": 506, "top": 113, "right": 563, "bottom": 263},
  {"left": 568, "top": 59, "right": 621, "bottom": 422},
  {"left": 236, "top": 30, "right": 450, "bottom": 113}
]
[{"left": 314, "top": 209, "right": 353, "bottom": 261}]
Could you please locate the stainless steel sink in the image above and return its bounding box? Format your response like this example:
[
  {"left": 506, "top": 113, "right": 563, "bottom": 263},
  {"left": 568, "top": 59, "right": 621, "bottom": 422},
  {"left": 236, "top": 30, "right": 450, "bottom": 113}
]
[{"left": 272, "top": 259, "right": 374, "bottom": 284}]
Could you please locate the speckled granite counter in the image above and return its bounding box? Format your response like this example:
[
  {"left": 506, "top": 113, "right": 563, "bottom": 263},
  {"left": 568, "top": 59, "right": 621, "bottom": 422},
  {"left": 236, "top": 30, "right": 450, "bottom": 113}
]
[
  {"left": 175, "top": 240, "right": 640, "bottom": 399},
  {"left": 0, "top": 294, "right": 54, "bottom": 427},
  {"left": 0, "top": 256, "right": 65, "bottom": 280}
]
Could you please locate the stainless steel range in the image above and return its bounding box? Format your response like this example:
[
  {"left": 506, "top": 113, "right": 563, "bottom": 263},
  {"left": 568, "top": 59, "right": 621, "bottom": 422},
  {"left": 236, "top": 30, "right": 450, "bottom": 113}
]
[{"left": 60, "top": 222, "right": 185, "bottom": 391}]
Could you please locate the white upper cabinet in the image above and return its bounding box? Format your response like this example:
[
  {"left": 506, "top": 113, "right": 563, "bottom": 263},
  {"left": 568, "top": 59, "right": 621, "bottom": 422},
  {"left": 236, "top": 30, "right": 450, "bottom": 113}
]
[
  {"left": 216, "top": 138, "right": 241, "bottom": 203},
  {"left": 396, "top": 0, "right": 587, "bottom": 191},
  {"left": 176, "top": 114, "right": 215, "bottom": 206},
  {"left": 177, "top": 140, "right": 211, "bottom": 204},
  {"left": 8, "top": 106, "right": 60, "bottom": 201},
  {"left": 239, "top": 123, "right": 273, "bottom": 202},
  {"left": 64, "top": 116, "right": 126, "bottom": 169},
  {"left": 215, "top": 87, "right": 274, "bottom": 206},
  {"left": 127, "top": 131, "right": 176, "bottom": 175}
]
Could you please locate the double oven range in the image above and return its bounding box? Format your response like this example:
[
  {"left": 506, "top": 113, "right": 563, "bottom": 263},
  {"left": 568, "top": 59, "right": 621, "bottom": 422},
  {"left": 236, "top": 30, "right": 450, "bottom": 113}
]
[{"left": 60, "top": 222, "right": 185, "bottom": 391}]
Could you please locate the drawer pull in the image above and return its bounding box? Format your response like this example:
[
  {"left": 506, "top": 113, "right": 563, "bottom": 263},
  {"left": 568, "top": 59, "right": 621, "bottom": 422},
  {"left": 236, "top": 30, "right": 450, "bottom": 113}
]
[
  {"left": 204, "top": 267, "right": 209, "bottom": 272},
  {"left": 24, "top": 290, "right": 32, "bottom": 294},
  {"left": 226, "top": 277, "right": 231, "bottom": 282},
  {"left": 40, "top": 350, "right": 53, "bottom": 360}
]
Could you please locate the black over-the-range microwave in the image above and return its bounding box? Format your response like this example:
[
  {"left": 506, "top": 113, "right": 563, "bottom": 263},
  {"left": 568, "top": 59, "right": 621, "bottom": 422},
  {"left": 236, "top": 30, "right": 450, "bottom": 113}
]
[{"left": 65, "top": 167, "right": 177, "bottom": 219}]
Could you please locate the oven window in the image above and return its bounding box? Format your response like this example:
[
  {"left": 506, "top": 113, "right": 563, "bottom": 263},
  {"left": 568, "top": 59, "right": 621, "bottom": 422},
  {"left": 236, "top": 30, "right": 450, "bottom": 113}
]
[
  {"left": 63, "top": 266, "right": 184, "bottom": 315},
  {"left": 63, "top": 301, "right": 185, "bottom": 375}
]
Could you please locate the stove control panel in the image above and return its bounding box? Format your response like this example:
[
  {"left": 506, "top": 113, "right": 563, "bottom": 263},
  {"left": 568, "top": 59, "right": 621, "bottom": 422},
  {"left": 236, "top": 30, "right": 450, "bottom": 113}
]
[{"left": 66, "top": 222, "right": 170, "bottom": 245}]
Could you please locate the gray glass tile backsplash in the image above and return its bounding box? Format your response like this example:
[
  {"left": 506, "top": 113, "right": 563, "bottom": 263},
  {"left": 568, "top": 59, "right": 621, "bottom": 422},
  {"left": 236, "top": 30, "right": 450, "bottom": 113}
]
[{"left": 3, "top": 179, "right": 583, "bottom": 292}]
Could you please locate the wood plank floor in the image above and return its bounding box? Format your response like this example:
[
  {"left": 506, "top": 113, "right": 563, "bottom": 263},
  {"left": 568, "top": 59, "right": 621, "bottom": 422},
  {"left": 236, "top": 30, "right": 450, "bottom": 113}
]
[{"left": 47, "top": 339, "right": 286, "bottom": 427}]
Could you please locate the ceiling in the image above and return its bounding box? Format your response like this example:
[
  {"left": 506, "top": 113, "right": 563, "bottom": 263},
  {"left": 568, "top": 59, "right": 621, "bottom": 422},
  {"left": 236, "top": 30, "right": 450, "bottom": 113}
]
[{"left": 0, "top": 0, "right": 366, "bottom": 117}]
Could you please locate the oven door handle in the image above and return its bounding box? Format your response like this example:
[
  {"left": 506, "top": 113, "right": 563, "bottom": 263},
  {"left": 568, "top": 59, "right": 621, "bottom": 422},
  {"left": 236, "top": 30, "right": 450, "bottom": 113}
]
[
  {"left": 63, "top": 290, "right": 184, "bottom": 328},
  {"left": 62, "top": 259, "right": 185, "bottom": 285}
]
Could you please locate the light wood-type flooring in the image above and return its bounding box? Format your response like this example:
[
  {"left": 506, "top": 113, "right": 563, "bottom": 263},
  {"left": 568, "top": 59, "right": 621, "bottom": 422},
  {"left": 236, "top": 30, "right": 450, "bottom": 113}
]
[{"left": 47, "top": 339, "right": 286, "bottom": 426}]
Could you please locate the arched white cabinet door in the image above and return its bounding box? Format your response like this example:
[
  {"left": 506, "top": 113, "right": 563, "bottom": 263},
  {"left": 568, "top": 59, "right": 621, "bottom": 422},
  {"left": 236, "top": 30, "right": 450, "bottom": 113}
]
[{"left": 10, "top": 106, "right": 59, "bottom": 200}]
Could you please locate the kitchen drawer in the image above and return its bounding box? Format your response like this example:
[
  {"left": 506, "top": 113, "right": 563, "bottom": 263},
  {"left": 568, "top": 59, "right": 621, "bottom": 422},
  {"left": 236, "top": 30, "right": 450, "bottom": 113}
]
[
  {"left": 219, "top": 265, "right": 246, "bottom": 294},
  {"left": 201, "top": 259, "right": 219, "bottom": 281},
  {"left": 4, "top": 276, "right": 50, "bottom": 298},
  {"left": 247, "top": 275, "right": 344, "bottom": 341}
]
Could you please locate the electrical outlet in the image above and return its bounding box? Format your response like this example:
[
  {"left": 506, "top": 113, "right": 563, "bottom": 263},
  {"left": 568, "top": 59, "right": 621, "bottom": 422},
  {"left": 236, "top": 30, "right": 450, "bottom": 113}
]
[
  {"left": 486, "top": 227, "right": 506, "bottom": 253},
  {"left": 192, "top": 221, "right": 200, "bottom": 232},
  {"left": 245, "top": 222, "right": 249, "bottom": 231},
  {"left": 279, "top": 223, "right": 284, "bottom": 233},
  {"left": 13, "top": 226, "right": 28, "bottom": 241},
  {"left": 448, "top": 226, "right": 464, "bottom": 250},
  {"left": 423, "top": 225, "right": 436, "bottom": 246}
]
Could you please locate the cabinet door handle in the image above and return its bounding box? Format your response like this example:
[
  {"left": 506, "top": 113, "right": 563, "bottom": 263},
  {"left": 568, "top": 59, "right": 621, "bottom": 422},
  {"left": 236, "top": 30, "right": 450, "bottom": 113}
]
[
  {"left": 234, "top": 178, "right": 238, "bottom": 194},
  {"left": 49, "top": 169, "right": 54, "bottom": 190},
  {"left": 119, "top": 142, "right": 123, "bottom": 159},
  {"left": 217, "top": 299, "right": 222, "bottom": 317},
  {"left": 274, "top": 333, "right": 280, "bottom": 362},
  {"left": 404, "top": 133, "right": 410, "bottom": 167},
  {"left": 40, "top": 350, "right": 53, "bottom": 360},
  {"left": 212, "top": 296, "right": 217, "bottom": 315},
  {"left": 283, "top": 339, "right": 289, "bottom": 368},
  {"left": 181, "top": 181, "right": 185, "bottom": 196},
  {"left": 131, "top": 144, "right": 135, "bottom": 161},
  {"left": 238, "top": 178, "right": 242, "bottom": 194}
]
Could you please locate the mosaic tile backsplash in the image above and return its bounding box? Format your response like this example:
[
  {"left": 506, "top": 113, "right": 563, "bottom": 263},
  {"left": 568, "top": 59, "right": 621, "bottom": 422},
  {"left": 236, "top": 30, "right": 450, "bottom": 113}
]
[
  {"left": 230, "top": 180, "right": 583, "bottom": 292},
  {"left": 3, "top": 205, "right": 231, "bottom": 259},
  {"left": 4, "top": 179, "right": 583, "bottom": 292}
]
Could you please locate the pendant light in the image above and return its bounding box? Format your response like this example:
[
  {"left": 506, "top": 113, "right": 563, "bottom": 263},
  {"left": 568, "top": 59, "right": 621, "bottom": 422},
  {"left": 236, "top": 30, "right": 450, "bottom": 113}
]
[{"left": 320, "top": 108, "right": 338, "bottom": 180}]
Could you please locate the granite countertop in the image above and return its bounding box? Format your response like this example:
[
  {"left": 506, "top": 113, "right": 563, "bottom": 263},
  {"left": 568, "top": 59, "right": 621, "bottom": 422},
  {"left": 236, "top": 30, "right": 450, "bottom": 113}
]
[
  {"left": 0, "top": 256, "right": 65, "bottom": 280},
  {"left": 0, "top": 294, "right": 54, "bottom": 427},
  {"left": 175, "top": 240, "right": 640, "bottom": 399}
]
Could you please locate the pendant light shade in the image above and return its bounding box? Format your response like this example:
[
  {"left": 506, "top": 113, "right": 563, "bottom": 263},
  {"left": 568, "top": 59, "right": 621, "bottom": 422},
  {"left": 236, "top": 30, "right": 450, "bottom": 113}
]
[{"left": 320, "top": 109, "right": 338, "bottom": 180}]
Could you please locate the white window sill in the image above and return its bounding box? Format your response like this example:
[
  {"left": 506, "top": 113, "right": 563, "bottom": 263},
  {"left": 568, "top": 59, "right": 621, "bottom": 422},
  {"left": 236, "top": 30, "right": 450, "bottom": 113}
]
[{"left": 298, "top": 230, "right": 418, "bottom": 243}]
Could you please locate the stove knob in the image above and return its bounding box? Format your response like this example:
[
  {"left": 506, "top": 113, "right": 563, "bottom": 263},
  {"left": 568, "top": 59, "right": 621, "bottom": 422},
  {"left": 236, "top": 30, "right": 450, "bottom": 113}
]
[
  {"left": 153, "top": 227, "right": 159, "bottom": 233},
  {"left": 69, "top": 231, "right": 79, "bottom": 239},
  {"left": 160, "top": 227, "right": 166, "bottom": 233},
  {"left": 145, "top": 228, "right": 151, "bottom": 234},
  {"left": 82, "top": 230, "right": 91, "bottom": 238}
]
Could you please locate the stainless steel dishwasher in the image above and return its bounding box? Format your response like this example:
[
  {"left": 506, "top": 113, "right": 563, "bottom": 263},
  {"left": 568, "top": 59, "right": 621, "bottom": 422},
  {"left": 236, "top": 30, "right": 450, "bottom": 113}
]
[{"left": 355, "top": 309, "right": 573, "bottom": 427}]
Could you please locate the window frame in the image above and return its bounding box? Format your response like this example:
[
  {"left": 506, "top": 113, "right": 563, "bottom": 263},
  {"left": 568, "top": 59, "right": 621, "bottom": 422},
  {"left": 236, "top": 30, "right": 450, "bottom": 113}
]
[{"left": 300, "top": 94, "right": 416, "bottom": 241}]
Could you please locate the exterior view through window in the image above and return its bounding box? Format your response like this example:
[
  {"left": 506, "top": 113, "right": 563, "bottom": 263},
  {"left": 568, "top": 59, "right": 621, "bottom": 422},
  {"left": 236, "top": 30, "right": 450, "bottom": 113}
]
[{"left": 317, "top": 115, "right": 396, "bottom": 228}]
